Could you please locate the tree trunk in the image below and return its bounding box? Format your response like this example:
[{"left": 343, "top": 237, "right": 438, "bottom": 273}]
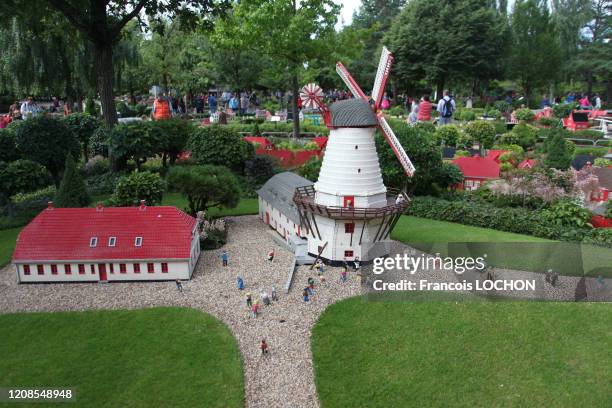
[
  {"left": 436, "top": 79, "right": 445, "bottom": 101},
  {"left": 292, "top": 73, "right": 300, "bottom": 139},
  {"left": 94, "top": 43, "right": 118, "bottom": 129}
]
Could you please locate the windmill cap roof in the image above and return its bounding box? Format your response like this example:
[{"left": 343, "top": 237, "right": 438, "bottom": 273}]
[{"left": 330, "top": 99, "right": 378, "bottom": 127}]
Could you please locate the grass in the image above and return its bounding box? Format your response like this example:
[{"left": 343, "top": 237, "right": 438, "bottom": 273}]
[
  {"left": 391, "top": 216, "right": 612, "bottom": 277},
  {"left": 0, "top": 227, "right": 21, "bottom": 268},
  {"left": 0, "top": 307, "right": 243, "bottom": 408},
  {"left": 312, "top": 296, "right": 612, "bottom": 408}
]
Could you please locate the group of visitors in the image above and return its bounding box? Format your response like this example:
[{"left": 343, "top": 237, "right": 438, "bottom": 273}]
[{"left": 405, "top": 90, "right": 456, "bottom": 125}]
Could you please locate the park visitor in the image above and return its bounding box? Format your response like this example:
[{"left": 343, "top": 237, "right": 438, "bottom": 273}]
[
  {"left": 271, "top": 287, "right": 278, "bottom": 301},
  {"left": 407, "top": 100, "right": 418, "bottom": 124},
  {"left": 437, "top": 90, "right": 455, "bottom": 125},
  {"left": 303, "top": 287, "right": 310, "bottom": 302},
  {"left": 237, "top": 276, "right": 245, "bottom": 290},
  {"left": 381, "top": 93, "right": 390, "bottom": 110},
  {"left": 221, "top": 250, "right": 229, "bottom": 266},
  {"left": 20, "top": 96, "right": 37, "bottom": 120},
  {"left": 175, "top": 279, "right": 183, "bottom": 293},
  {"left": 260, "top": 339, "right": 269, "bottom": 355},
  {"left": 267, "top": 249, "right": 275, "bottom": 262},
  {"left": 152, "top": 93, "right": 172, "bottom": 120},
  {"left": 594, "top": 94, "right": 602, "bottom": 109},
  {"left": 207, "top": 93, "right": 217, "bottom": 113},
  {"left": 418, "top": 95, "right": 432, "bottom": 122},
  {"left": 240, "top": 93, "right": 249, "bottom": 114},
  {"left": 579, "top": 95, "right": 590, "bottom": 108},
  {"left": 246, "top": 292, "right": 252, "bottom": 307}
]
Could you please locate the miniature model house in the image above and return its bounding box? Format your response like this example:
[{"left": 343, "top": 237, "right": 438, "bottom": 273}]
[
  {"left": 258, "top": 172, "right": 313, "bottom": 242},
  {"left": 12, "top": 202, "right": 200, "bottom": 283}
]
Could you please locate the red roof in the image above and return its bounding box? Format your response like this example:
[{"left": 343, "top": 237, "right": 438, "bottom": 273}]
[
  {"left": 518, "top": 159, "right": 536, "bottom": 169},
  {"left": 452, "top": 156, "right": 500, "bottom": 179},
  {"left": 13, "top": 205, "right": 197, "bottom": 262},
  {"left": 486, "top": 149, "right": 507, "bottom": 163},
  {"left": 244, "top": 136, "right": 273, "bottom": 148}
]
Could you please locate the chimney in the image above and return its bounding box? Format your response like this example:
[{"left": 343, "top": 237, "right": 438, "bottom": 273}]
[
  {"left": 96, "top": 202, "right": 104, "bottom": 212},
  {"left": 47, "top": 201, "right": 54, "bottom": 210},
  {"left": 139, "top": 200, "right": 146, "bottom": 210}
]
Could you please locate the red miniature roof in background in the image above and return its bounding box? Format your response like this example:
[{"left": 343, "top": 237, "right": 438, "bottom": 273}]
[
  {"left": 244, "top": 136, "right": 273, "bottom": 147},
  {"left": 13, "top": 206, "right": 197, "bottom": 262},
  {"left": 518, "top": 159, "right": 536, "bottom": 169},
  {"left": 486, "top": 149, "right": 507, "bottom": 163},
  {"left": 452, "top": 156, "right": 500, "bottom": 179}
]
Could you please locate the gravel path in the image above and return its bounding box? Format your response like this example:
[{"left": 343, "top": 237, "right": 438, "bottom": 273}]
[{"left": 0, "top": 215, "right": 361, "bottom": 408}]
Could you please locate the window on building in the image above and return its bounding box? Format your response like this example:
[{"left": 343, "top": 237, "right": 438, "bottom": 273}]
[
  {"left": 23, "top": 265, "right": 30, "bottom": 275},
  {"left": 90, "top": 264, "right": 95, "bottom": 274},
  {"left": 37, "top": 264, "right": 44, "bottom": 275},
  {"left": 90, "top": 237, "right": 98, "bottom": 247},
  {"left": 120, "top": 263, "right": 126, "bottom": 274},
  {"left": 51, "top": 264, "right": 58, "bottom": 275},
  {"left": 78, "top": 264, "right": 85, "bottom": 274},
  {"left": 135, "top": 237, "right": 143, "bottom": 247},
  {"left": 147, "top": 263, "right": 154, "bottom": 273},
  {"left": 161, "top": 263, "right": 168, "bottom": 273},
  {"left": 64, "top": 264, "right": 71, "bottom": 275},
  {"left": 345, "top": 223, "right": 355, "bottom": 233},
  {"left": 344, "top": 250, "right": 354, "bottom": 258},
  {"left": 108, "top": 237, "right": 116, "bottom": 247},
  {"left": 109, "top": 264, "right": 114, "bottom": 273},
  {"left": 133, "top": 263, "right": 140, "bottom": 273}
]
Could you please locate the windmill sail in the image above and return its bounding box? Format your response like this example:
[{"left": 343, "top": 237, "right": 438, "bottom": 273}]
[
  {"left": 377, "top": 113, "right": 415, "bottom": 176},
  {"left": 371, "top": 47, "right": 394, "bottom": 109},
  {"left": 335, "top": 62, "right": 368, "bottom": 101}
]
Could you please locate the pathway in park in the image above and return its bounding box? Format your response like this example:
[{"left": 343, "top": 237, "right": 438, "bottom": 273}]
[
  {"left": 1, "top": 216, "right": 611, "bottom": 407},
  {"left": 0, "top": 216, "right": 361, "bottom": 408}
]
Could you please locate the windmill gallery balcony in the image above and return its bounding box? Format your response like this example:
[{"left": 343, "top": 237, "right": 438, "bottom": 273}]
[{"left": 293, "top": 185, "right": 410, "bottom": 221}]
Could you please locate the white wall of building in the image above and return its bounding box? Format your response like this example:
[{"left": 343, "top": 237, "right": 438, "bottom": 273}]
[{"left": 258, "top": 197, "right": 305, "bottom": 241}]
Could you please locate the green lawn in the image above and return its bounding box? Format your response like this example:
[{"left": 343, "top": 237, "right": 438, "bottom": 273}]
[
  {"left": 312, "top": 296, "right": 612, "bottom": 408},
  {"left": 0, "top": 227, "right": 21, "bottom": 268},
  {"left": 0, "top": 308, "right": 243, "bottom": 408}
]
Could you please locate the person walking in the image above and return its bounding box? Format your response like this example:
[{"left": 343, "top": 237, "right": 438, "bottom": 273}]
[
  {"left": 594, "top": 94, "right": 602, "bottom": 110},
  {"left": 579, "top": 95, "right": 591, "bottom": 108},
  {"left": 551, "top": 271, "right": 559, "bottom": 287},
  {"left": 267, "top": 249, "right": 275, "bottom": 262},
  {"left": 152, "top": 93, "right": 172, "bottom": 120},
  {"left": 353, "top": 257, "right": 360, "bottom": 272},
  {"left": 261, "top": 290, "right": 271, "bottom": 306},
  {"left": 175, "top": 279, "right": 183, "bottom": 293},
  {"left": 236, "top": 275, "right": 245, "bottom": 290},
  {"left": 340, "top": 269, "right": 347, "bottom": 283},
  {"left": 246, "top": 292, "right": 252, "bottom": 308},
  {"left": 251, "top": 301, "right": 260, "bottom": 318},
  {"left": 240, "top": 93, "right": 249, "bottom": 115},
  {"left": 207, "top": 93, "right": 217, "bottom": 113},
  {"left": 417, "top": 95, "right": 433, "bottom": 122},
  {"left": 303, "top": 287, "right": 310, "bottom": 302},
  {"left": 271, "top": 286, "right": 278, "bottom": 301},
  {"left": 20, "top": 96, "right": 37, "bottom": 120},
  {"left": 260, "top": 339, "right": 269, "bottom": 355},
  {"left": 229, "top": 94, "right": 239, "bottom": 113},
  {"left": 221, "top": 250, "right": 229, "bottom": 267},
  {"left": 436, "top": 90, "right": 455, "bottom": 125}
]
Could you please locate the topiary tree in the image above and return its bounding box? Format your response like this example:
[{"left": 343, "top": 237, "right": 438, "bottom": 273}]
[
  {"left": 513, "top": 108, "right": 535, "bottom": 122},
  {"left": 244, "top": 156, "right": 277, "bottom": 185},
  {"left": 510, "top": 123, "right": 538, "bottom": 149},
  {"left": 56, "top": 154, "right": 90, "bottom": 208},
  {"left": 0, "top": 159, "right": 51, "bottom": 216},
  {"left": 112, "top": 171, "right": 165, "bottom": 206},
  {"left": 464, "top": 120, "right": 496, "bottom": 153},
  {"left": 188, "top": 125, "right": 255, "bottom": 173},
  {"left": 298, "top": 157, "right": 322, "bottom": 182},
  {"left": 435, "top": 125, "right": 460, "bottom": 147},
  {"left": 63, "top": 113, "right": 101, "bottom": 162},
  {"left": 435, "top": 162, "right": 464, "bottom": 191},
  {"left": 108, "top": 122, "right": 165, "bottom": 170},
  {"left": 14, "top": 116, "right": 80, "bottom": 185},
  {"left": 90, "top": 127, "right": 110, "bottom": 157},
  {"left": 149, "top": 119, "right": 194, "bottom": 167},
  {"left": 167, "top": 165, "right": 240, "bottom": 215},
  {"left": 545, "top": 131, "right": 572, "bottom": 170}
]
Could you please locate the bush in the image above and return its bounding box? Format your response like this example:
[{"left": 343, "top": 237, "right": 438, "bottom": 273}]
[
  {"left": 514, "top": 108, "right": 535, "bottom": 122},
  {"left": 85, "top": 155, "right": 110, "bottom": 176},
  {"left": 188, "top": 125, "right": 254, "bottom": 173},
  {"left": 459, "top": 110, "right": 476, "bottom": 121},
  {"left": 0, "top": 127, "right": 18, "bottom": 162},
  {"left": 572, "top": 129, "right": 603, "bottom": 140},
  {"left": 85, "top": 97, "right": 100, "bottom": 116},
  {"left": 435, "top": 125, "right": 460, "bottom": 147},
  {"left": 407, "top": 196, "right": 589, "bottom": 241},
  {"left": 414, "top": 121, "right": 436, "bottom": 134},
  {"left": 388, "top": 106, "right": 405, "bottom": 116},
  {"left": 494, "top": 100, "right": 512, "bottom": 113},
  {"left": 198, "top": 216, "right": 228, "bottom": 250},
  {"left": 582, "top": 229, "right": 612, "bottom": 248},
  {"left": 510, "top": 123, "right": 538, "bottom": 149},
  {"left": 541, "top": 199, "right": 592, "bottom": 229},
  {"left": 298, "top": 157, "right": 322, "bottom": 182},
  {"left": 63, "top": 113, "right": 100, "bottom": 160},
  {"left": 464, "top": 121, "right": 496, "bottom": 149},
  {"left": 553, "top": 103, "right": 578, "bottom": 118},
  {"left": 538, "top": 117, "right": 558, "bottom": 127},
  {"left": 112, "top": 171, "right": 165, "bottom": 206},
  {"left": 149, "top": 118, "right": 194, "bottom": 165},
  {"left": 456, "top": 132, "right": 474, "bottom": 150},
  {"left": 244, "top": 156, "right": 277, "bottom": 184},
  {"left": 56, "top": 154, "right": 90, "bottom": 208},
  {"left": 86, "top": 172, "right": 121, "bottom": 196},
  {"left": 90, "top": 127, "right": 110, "bottom": 157},
  {"left": 484, "top": 108, "right": 502, "bottom": 119}
]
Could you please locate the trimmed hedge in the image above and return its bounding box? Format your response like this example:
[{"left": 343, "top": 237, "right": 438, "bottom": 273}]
[{"left": 406, "top": 196, "right": 589, "bottom": 242}]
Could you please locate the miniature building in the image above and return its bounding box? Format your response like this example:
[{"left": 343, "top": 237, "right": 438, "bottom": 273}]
[
  {"left": 452, "top": 156, "right": 500, "bottom": 190},
  {"left": 518, "top": 159, "right": 536, "bottom": 169},
  {"left": 258, "top": 172, "right": 313, "bottom": 242},
  {"left": 12, "top": 202, "right": 200, "bottom": 283},
  {"left": 294, "top": 99, "right": 409, "bottom": 264},
  {"left": 590, "top": 167, "right": 612, "bottom": 203}
]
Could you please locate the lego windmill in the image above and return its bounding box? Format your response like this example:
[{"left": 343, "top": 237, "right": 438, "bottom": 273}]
[{"left": 294, "top": 46, "right": 413, "bottom": 264}]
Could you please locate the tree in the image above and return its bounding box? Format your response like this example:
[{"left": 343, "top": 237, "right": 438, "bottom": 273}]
[
  {"left": 108, "top": 122, "right": 165, "bottom": 170},
  {"left": 375, "top": 122, "right": 445, "bottom": 195},
  {"left": 386, "top": 0, "right": 509, "bottom": 96},
  {"left": 436, "top": 162, "right": 464, "bottom": 191},
  {"left": 214, "top": 0, "right": 339, "bottom": 139},
  {"left": 0, "top": 160, "right": 50, "bottom": 216},
  {"left": 167, "top": 165, "right": 240, "bottom": 215},
  {"left": 509, "top": 0, "right": 563, "bottom": 102},
  {"left": 188, "top": 125, "right": 254, "bottom": 173},
  {"left": 297, "top": 157, "right": 322, "bottom": 182},
  {"left": 244, "top": 156, "right": 277, "bottom": 185},
  {"left": 56, "top": 154, "right": 90, "bottom": 207},
  {"left": 545, "top": 132, "right": 572, "bottom": 170},
  {"left": 150, "top": 119, "right": 193, "bottom": 167},
  {"left": 464, "top": 120, "right": 496, "bottom": 154},
  {"left": 112, "top": 171, "right": 165, "bottom": 206},
  {"left": 0, "top": 127, "right": 19, "bottom": 163},
  {"left": 14, "top": 116, "right": 80, "bottom": 185},
  {"left": 63, "top": 113, "right": 101, "bottom": 162}
]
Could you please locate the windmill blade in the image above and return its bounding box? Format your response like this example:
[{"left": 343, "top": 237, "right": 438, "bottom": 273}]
[
  {"left": 300, "top": 83, "right": 325, "bottom": 110},
  {"left": 377, "top": 112, "right": 415, "bottom": 176},
  {"left": 336, "top": 62, "right": 368, "bottom": 101},
  {"left": 371, "top": 46, "right": 394, "bottom": 109}
]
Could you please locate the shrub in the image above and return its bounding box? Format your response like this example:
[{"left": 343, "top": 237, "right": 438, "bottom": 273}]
[
  {"left": 484, "top": 108, "right": 502, "bottom": 120},
  {"left": 553, "top": 103, "right": 578, "bottom": 118},
  {"left": 86, "top": 172, "right": 121, "bottom": 196},
  {"left": 454, "top": 150, "right": 470, "bottom": 158},
  {"left": 456, "top": 132, "right": 474, "bottom": 150},
  {"left": 85, "top": 155, "right": 110, "bottom": 176},
  {"left": 459, "top": 110, "right": 476, "bottom": 121},
  {"left": 510, "top": 123, "right": 538, "bottom": 149},
  {"left": 149, "top": 118, "right": 194, "bottom": 165},
  {"left": 498, "top": 132, "right": 519, "bottom": 146},
  {"left": 514, "top": 108, "right": 535, "bottom": 122},
  {"left": 582, "top": 229, "right": 612, "bottom": 248},
  {"left": 435, "top": 125, "right": 460, "bottom": 147},
  {"left": 494, "top": 101, "right": 512, "bottom": 113},
  {"left": 90, "top": 127, "right": 110, "bottom": 157},
  {"left": 112, "top": 171, "right": 165, "bottom": 206},
  {"left": 298, "top": 157, "right": 322, "bottom": 181},
  {"left": 538, "top": 117, "right": 558, "bottom": 127},
  {"left": 593, "top": 158, "right": 610, "bottom": 167},
  {"left": 188, "top": 125, "right": 254, "bottom": 173},
  {"left": 414, "top": 121, "right": 436, "bottom": 134},
  {"left": 84, "top": 97, "right": 99, "bottom": 116},
  {"left": 197, "top": 214, "right": 227, "bottom": 250},
  {"left": 116, "top": 102, "right": 137, "bottom": 118},
  {"left": 572, "top": 129, "right": 603, "bottom": 140},
  {"left": 464, "top": 120, "right": 496, "bottom": 149},
  {"left": 545, "top": 131, "right": 573, "bottom": 170},
  {"left": 388, "top": 106, "right": 405, "bottom": 116},
  {"left": 56, "top": 154, "right": 90, "bottom": 208},
  {"left": 574, "top": 147, "right": 607, "bottom": 158},
  {"left": 244, "top": 156, "right": 277, "bottom": 184},
  {"left": 63, "top": 113, "right": 100, "bottom": 160},
  {"left": 0, "top": 127, "right": 18, "bottom": 162},
  {"left": 407, "top": 196, "right": 589, "bottom": 241},
  {"left": 541, "top": 199, "right": 592, "bottom": 229}
]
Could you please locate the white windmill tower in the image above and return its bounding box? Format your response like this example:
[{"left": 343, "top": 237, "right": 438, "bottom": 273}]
[{"left": 294, "top": 46, "right": 414, "bottom": 264}]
